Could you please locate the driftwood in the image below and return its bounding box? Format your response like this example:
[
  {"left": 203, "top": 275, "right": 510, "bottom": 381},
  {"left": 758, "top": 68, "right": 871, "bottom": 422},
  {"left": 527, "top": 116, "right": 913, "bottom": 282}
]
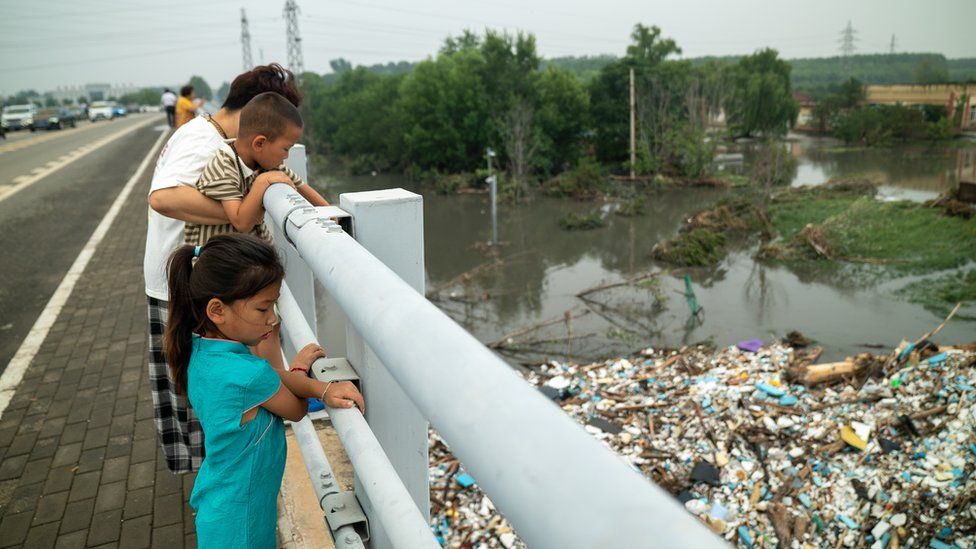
[
  {"left": 790, "top": 352, "right": 875, "bottom": 385},
  {"left": 860, "top": 301, "right": 962, "bottom": 386},
  {"left": 784, "top": 346, "right": 823, "bottom": 382},
  {"left": 487, "top": 309, "right": 591, "bottom": 349},
  {"left": 575, "top": 271, "right": 661, "bottom": 299},
  {"left": 767, "top": 502, "right": 793, "bottom": 548}
]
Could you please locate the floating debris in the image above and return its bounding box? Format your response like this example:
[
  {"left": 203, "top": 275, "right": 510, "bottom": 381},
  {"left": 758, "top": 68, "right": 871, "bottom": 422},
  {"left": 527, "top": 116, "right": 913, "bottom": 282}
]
[{"left": 428, "top": 341, "right": 976, "bottom": 548}]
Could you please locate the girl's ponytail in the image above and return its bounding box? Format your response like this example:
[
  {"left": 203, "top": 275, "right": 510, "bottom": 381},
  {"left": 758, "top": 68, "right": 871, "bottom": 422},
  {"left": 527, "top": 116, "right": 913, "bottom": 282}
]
[{"left": 164, "top": 245, "right": 199, "bottom": 396}]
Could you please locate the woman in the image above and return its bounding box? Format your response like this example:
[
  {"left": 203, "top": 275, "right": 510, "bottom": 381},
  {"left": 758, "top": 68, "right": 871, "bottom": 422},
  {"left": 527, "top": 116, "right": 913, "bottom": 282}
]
[
  {"left": 144, "top": 63, "right": 360, "bottom": 473},
  {"left": 174, "top": 84, "right": 204, "bottom": 129}
]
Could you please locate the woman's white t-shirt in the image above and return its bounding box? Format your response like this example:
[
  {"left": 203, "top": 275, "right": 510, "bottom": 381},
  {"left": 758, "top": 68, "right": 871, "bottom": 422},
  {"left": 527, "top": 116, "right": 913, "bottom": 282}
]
[{"left": 143, "top": 116, "right": 227, "bottom": 301}]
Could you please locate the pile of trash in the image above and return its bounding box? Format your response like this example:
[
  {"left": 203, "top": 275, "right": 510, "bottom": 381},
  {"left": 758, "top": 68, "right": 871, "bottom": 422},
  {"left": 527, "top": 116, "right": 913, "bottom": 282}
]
[{"left": 428, "top": 339, "right": 976, "bottom": 548}]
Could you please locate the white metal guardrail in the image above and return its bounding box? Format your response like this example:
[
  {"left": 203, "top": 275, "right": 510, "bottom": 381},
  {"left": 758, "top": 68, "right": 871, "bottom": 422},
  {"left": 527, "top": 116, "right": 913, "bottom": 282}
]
[{"left": 272, "top": 146, "right": 724, "bottom": 548}]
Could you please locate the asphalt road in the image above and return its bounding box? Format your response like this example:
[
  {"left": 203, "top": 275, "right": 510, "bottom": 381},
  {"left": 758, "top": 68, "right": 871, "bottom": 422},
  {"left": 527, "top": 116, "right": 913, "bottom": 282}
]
[{"left": 0, "top": 113, "right": 168, "bottom": 371}]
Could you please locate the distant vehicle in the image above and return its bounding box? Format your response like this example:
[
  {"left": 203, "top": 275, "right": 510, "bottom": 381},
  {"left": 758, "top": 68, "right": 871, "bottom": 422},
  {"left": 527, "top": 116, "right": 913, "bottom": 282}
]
[
  {"left": 112, "top": 105, "right": 128, "bottom": 117},
  {"left": 89, "top": 101, "right": 114, "bottom": 121},
  {"left": 2, "top": 104, "right": 39, "bottom": 131},
  {"left": 34, "top": 107, "right": 77, "bottom": 130}
]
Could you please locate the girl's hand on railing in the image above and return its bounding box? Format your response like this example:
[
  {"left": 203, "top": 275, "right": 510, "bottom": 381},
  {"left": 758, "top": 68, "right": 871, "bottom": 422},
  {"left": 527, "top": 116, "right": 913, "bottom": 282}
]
[
  {"left": 293, "top": 343, "right": 325, "bottom": 370},
  {"left": 324, "top": 381, "right": 365, "bottom": 413}
]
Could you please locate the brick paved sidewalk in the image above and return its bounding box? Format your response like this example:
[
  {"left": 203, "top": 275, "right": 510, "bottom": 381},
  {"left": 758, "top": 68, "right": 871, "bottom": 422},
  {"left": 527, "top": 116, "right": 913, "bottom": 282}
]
[{"left": 0, "top": 154, "right": 197, "bottom": 548}]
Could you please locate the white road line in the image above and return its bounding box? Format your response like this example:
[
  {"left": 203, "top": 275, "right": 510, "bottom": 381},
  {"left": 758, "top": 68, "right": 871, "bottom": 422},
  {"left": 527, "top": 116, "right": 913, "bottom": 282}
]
[
  {"left": 0, "top": 127, "right": 169, "bottom": 419},
  {"left": 0, "top": 116, "right": 162, "bottom": 205}
]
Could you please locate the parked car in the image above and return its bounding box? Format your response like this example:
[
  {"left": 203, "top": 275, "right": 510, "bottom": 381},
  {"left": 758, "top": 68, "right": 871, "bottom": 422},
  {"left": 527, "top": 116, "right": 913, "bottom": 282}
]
[
  {"left": 1, "top": 104, "right": 38, "bottom": 131},
  {"left": 88, "top": 101, "right": 114, "bottom": 121},
  {"left": 34, "top": 107, "right": 77, "bottom": 130},
  {"left": 112, "top": 105, "right": 128, "bottom": 117}
]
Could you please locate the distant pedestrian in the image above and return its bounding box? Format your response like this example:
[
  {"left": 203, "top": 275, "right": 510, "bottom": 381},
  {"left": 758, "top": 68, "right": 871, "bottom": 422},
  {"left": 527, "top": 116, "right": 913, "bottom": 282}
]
[
  {"left": 164, "top": 234, "right": 363, "bottom": 547},
  {"left": 174, "top": 85, "right": 204, "bottom": 129},
  {"left": 161, "top": 88, "right": 177, "bottom": 127}
]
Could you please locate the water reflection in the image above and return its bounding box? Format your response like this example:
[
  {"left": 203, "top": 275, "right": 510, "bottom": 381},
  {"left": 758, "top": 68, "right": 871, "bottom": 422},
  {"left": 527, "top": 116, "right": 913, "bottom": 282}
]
[
  {"left": 312, "top": 142, "right": 976, "bottom": 364},
  {"left": 770, "top": 136, "right": 976, "bottom": 202}
]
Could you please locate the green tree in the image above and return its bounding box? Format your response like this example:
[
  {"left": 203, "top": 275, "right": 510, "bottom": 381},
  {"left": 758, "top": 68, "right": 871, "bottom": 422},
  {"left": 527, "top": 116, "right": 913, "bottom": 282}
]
[
  {"left": 588, "top": 24, "right": 681, "bottom": 168},
  {"left": 914, "top": 60, "right": 949, "bottom": 84},
  {"left": 396, "top": 48, "right": 491, "bottom": 172},
  {"left": 724, "top": 48, "right": 799, "bottom": 138},
  {"left": 478, "top": 30, "right": 542, "bottom": 181},
  {"left": 330, "top": 70, "right": 404, "bottom": 169},
  {"left": 188, "top": 75, "right": 213, "bottom": 100},
  {"left": 535, "top": 67, "right": 589, "bottom": 174},
  {"left": 329, "top": 58, "right": 353, "bottom": 74}
]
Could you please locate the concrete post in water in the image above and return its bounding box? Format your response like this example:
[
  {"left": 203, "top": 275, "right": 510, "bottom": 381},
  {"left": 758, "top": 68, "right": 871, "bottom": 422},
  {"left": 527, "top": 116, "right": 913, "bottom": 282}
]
[
  {"left": 339, "top": 189, "right": 429, "bottom": 549},
  {"left": 487, "top": 147, "right": 497, "bottom": 246}
]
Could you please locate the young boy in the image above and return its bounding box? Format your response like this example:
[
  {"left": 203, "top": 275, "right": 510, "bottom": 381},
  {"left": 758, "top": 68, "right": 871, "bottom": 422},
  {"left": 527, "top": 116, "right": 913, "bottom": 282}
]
[
  {"left": 184, "top": 91, "right": 328, "bottom": 247},
  {"left": 184, "top": 91, "right": 329, "bottom": 369}
]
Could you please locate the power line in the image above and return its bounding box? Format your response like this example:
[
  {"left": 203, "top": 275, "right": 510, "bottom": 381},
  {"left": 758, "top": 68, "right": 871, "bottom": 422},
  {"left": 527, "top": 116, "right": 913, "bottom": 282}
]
[
  {"left": 241, "top": 8, "right": 254, "bottom": 70},
  {"left": 283, "top": 0, "right": 305, "bottom": 78},
  {"left": 0, "top": 40, "right": 236, "bottom": 73}
]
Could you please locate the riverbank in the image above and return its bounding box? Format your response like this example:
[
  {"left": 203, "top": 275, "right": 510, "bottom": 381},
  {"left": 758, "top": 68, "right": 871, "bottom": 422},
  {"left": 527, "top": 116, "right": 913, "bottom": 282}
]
[{"left": 429, "top": 339, "right": 976, "bottom": 548}]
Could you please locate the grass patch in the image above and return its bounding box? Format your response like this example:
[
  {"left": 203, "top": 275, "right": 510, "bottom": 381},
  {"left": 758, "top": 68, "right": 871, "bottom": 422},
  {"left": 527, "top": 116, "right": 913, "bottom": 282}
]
[
  {"left": 653, "top": 180, "right": 976, "bottom": 276},
  {"left": 652, "top": 229, "right": 728, "bottom": 267},
  {"left": 559, "top": 212, "right": 606, "bottom": 231},
  {"left": 615, "top": 196, "right": 646, "bottom": 217},
  {"left": 896, "top": 269, "right": 976, "bottom": 320},
  {"left": 798, "top": 198, "right": 976, "bottom": 273}
]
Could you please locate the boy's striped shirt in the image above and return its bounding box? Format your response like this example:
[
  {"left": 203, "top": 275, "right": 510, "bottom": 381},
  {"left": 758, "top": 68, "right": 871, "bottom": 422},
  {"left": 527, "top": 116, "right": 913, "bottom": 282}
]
[{"left": 183, "top": 143, "right": 304, "bottom": 246}]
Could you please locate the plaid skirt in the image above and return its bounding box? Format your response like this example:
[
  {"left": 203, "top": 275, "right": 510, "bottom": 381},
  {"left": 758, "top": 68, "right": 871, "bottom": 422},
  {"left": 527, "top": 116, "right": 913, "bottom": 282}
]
[{"left": 147, "top": 296, "right": 205, "bottom": 473}]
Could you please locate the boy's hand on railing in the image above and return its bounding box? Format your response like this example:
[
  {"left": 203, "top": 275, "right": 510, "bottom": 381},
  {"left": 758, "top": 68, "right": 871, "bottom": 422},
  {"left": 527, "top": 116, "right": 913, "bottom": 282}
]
[
  {"left": 324, "top": 381, "right": 365, "bottom": 414},
  {"left": 293, "top": 343, "right": 325, "bottom": 370},
  {"left": 257, "top": 170, "right": 296, "bottom": 189}
]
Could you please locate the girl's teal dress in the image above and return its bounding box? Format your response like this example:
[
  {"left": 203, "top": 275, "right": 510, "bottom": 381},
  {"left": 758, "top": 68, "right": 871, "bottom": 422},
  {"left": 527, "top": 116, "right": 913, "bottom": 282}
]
[{"left": 187, "top": 336, "right": 286, "bottom": 548}]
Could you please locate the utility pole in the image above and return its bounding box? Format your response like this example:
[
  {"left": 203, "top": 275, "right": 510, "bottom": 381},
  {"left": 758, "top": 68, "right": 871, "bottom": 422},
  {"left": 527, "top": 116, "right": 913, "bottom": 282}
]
[
  {"left": 838, "top": 21, "right": 858, "bottom": 76},
  {"left": 889, "top": 34, "right": 897, "bottom": 55},
  {"left": 629, "top": 67, "right": 636, "bottom": 181},
  {"left": 240, "top": 8, "right": 253, "bottom": 71},
  {"left": 283, "top": 0, "right": 305, "bottom": 80},
  {"left": 486, "top": 148, "right": 498, "bottom": 246}
]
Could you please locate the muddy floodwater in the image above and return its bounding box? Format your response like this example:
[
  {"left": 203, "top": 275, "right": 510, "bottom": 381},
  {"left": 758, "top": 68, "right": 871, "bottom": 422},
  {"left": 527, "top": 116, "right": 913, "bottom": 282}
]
[{"left": 313, "top": 136, "right": 976, "bottom": 363}]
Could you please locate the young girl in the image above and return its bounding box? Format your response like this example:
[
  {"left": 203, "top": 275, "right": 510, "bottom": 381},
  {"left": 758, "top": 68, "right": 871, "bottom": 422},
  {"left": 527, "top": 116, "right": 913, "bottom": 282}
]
[{"left": 164, "top": 233, "right": 364, "bottom": 547}]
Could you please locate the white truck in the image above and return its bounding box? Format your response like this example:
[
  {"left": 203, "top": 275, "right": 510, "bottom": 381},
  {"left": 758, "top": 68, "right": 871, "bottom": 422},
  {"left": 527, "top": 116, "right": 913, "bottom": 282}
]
[
  {"left": 88, "top": 101, "right": 115, "bottom": 122},
  {"left": 1, "top": 104, "right": 38, "bottom": 131}
]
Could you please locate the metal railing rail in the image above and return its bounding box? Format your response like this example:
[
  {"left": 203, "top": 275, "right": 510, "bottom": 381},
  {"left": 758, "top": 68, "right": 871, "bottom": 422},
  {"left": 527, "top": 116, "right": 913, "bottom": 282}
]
[
  {"left": 277, "top": 283, "right": 439, "bottom": 548},
  {"left": 264, "top": 183, "right": 724, "bottom": 549}
]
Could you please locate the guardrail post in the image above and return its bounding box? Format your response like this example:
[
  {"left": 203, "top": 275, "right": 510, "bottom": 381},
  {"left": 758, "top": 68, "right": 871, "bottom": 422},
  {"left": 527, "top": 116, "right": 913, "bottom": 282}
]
[{"left": 340, "top": 189, "right": 430, "bottom": 548}]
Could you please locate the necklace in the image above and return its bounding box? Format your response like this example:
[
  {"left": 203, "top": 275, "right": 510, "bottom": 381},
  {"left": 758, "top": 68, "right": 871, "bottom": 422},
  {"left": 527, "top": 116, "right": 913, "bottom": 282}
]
[{"left": 206, "top": 114, "right": 228, "bottom": 139}]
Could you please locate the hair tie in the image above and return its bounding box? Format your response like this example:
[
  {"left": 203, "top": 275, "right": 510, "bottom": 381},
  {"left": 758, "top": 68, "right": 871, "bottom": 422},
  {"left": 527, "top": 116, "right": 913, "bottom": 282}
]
[{"left": 193, "top": 245, "right": 201, "bottom": 258}]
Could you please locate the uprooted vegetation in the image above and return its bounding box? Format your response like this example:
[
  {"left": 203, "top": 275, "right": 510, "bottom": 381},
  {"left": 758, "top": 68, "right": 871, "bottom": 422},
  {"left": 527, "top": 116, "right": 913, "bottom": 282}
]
[
  {"left": 651, "top": 180, "right": 976, "bottom": 310},
  {"left": 651, "top": 198, "right": 763, "bottom": 266}
]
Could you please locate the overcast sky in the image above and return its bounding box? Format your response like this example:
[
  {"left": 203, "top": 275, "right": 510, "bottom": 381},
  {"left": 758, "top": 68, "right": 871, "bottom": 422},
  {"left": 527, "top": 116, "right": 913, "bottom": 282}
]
[{"left": 2, "top": 0, "right": 974, "bottom": 96}]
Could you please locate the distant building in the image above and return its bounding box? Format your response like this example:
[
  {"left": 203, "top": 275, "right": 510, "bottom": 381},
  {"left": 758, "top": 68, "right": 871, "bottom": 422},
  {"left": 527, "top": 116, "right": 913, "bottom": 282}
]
[
  {"left": 51, "top": 83, "right": 142, "bottom": 104},
  {"left": 792, "top": 91, "right": 815, "bottom": 131},
  {"left": 865, "top": 84, "right": 976, "bottom": 130}
]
